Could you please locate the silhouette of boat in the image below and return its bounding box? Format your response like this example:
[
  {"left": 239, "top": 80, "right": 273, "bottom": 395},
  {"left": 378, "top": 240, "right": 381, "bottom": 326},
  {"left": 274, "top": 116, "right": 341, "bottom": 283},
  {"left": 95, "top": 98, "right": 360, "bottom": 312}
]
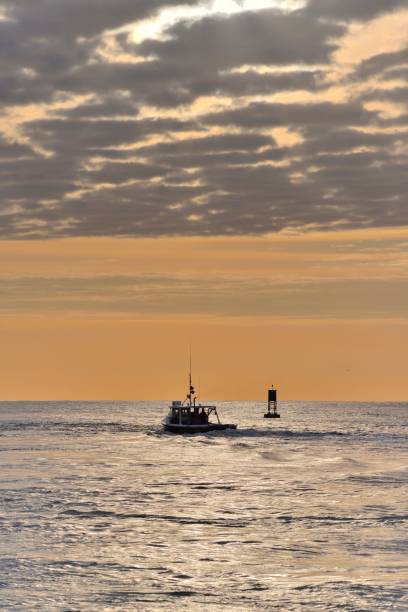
[{"left": 163, "top": 363, "right": 237, "bottom": 434}]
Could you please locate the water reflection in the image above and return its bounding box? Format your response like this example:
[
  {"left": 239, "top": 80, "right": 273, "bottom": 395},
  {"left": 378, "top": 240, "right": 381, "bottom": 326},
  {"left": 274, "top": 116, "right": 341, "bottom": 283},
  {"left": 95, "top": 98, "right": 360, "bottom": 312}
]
[{"left": 0, "top": 401, "right": 407, "bottom": 609}]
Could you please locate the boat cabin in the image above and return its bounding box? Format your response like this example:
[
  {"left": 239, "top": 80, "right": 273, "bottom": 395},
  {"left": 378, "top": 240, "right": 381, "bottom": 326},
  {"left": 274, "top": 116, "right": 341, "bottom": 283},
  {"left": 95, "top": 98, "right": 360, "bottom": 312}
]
[{"left": 168, "top": 401, "right": 219, "bottom": 426}]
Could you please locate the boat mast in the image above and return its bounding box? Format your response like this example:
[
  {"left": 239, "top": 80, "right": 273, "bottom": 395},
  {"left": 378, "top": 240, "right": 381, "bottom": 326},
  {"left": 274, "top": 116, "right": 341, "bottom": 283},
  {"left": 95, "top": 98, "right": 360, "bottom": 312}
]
[{"left": 187, "top": 344, "right": 195, "bottom": 407}]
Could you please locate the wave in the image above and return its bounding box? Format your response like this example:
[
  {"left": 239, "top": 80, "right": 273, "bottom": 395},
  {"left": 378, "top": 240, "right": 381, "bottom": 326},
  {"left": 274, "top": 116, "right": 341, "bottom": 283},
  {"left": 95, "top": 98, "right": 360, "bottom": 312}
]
[
  {"left": 276, "top": 513, "right": 408, "bottom": 526},
  {"left": 0, "top": 421, "right": 149, "bottom": 435},
  {"left": 346, "top": 473, "right": 408, "bottom": 485},
  {"left": 225, "top": 427, "right": 346, "bottom": 439},
  {"left": 150, "top": 427, "right": 347, "bottom": 439},
  {"left": 58, "top": 509, "right": 250, "bottom": 528}
]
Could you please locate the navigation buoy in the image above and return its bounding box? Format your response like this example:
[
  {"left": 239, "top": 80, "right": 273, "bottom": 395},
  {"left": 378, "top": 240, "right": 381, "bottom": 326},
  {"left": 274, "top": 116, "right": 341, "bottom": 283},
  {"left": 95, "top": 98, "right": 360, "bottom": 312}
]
[{"left": 264, "top": 385, "right": 280, "bottom": 418}]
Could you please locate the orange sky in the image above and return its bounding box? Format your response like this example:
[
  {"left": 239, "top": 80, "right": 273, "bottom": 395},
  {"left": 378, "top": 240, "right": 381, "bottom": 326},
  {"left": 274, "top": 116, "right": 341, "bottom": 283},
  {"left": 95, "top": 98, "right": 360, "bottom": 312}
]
[
  {"left": 1, "top": 229, "right": 407, "bottom": 400},
  {"left": 0, "top": 314, "right": 407, "bottom": 401},
  {"left": 1, "top": 2, "right": 407, "bottom": 400}
]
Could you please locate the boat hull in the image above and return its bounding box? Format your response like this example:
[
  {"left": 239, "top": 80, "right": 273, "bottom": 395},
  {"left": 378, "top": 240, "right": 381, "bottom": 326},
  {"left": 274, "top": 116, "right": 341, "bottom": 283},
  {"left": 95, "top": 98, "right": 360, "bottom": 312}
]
[{"left": 164, "top": 423, "right": 237, "bottom": 434}]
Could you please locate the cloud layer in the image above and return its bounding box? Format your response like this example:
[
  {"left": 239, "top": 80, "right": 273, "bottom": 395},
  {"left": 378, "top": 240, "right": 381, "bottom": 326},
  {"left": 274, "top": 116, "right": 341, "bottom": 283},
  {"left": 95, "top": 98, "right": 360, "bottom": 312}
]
[
  {"left": 0, "top": 0, "right": 407, "bottom": 238},
  {"left": 2, "top": 273, "right": 407, "bottom": 319}
]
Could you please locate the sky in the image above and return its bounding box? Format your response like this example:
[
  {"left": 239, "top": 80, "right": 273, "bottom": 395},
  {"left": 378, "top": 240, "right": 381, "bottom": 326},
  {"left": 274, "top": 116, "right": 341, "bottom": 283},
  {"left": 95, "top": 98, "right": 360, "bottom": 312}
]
[{"left": 0, "top": 0, "right": 407, "bottom": 400}]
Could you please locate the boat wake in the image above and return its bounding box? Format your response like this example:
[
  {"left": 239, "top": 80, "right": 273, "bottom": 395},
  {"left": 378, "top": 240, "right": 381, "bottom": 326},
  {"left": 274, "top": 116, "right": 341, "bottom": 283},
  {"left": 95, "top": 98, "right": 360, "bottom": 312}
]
[{"left": 224, "top": 427, "right": 346, "bottom": 439}]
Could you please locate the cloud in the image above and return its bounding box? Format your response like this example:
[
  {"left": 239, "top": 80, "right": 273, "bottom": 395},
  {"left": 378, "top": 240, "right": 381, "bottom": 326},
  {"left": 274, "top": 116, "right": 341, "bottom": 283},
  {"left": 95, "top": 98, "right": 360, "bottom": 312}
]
[
  {"left": 1, "top": 0, "right": 200, "bottom": 40},
  {"left": 0, "top": 135, "right": 33, "bottom": 159},
  {"left": 354, "top": 47, "right": 408, "bottom": 80},
  {"left": 202, "top": 100, "right": 379, "bottom": 128},
  {"left": 305, "top": 0, "right": 408, "bottom": 22},
  {"left": 1, "top": 274, "right": 407, "bottom": 318},
  {"left": 0, "top": 0, "right": 407, "bottom": 238},
  {"left": 138, "top": 9, "right": 344, "bottom": 71}
]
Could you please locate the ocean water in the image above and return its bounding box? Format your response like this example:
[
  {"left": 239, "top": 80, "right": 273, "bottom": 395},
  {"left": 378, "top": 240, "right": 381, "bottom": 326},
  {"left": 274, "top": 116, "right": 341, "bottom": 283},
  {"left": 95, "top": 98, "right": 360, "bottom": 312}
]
[{"left": 0, "top": 401, "right": 407, "bottom": 611}]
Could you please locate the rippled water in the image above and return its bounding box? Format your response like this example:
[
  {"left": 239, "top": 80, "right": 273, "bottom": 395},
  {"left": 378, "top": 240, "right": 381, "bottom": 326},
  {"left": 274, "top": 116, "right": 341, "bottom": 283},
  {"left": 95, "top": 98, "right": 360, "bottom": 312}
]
[{"left": 0, "top": 401, "right": 407, "bottom": 610}]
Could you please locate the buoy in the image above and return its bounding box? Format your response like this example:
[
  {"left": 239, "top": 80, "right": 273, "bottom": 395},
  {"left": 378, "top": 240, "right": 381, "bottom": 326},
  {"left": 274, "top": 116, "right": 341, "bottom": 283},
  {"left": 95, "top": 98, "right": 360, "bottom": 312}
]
[{"left": 264, "top": 385, "right": 280, "bottom": 418}]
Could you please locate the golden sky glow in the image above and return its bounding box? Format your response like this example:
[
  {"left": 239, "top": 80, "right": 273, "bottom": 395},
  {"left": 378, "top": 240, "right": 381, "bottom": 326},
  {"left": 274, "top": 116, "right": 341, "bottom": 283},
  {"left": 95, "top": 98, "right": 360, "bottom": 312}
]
[
  {"left": 0, "top": 0, "right": 407, "bottom": 399},
  {"left": 0, "top": 316, "right": 406, "bottom": 401},
  {"left": 1, "top": 230, "right": 407, "bottom": 400},
  {"left": 1, "top": 228, "right": 408, "bottom": 281}
]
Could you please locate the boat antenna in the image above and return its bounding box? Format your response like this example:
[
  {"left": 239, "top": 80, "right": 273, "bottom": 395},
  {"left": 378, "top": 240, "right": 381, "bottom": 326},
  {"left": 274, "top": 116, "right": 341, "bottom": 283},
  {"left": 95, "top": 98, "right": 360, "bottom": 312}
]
[
  {"left": 188, "top": 342, "right": 195, "bottom": 407},
  {"left": 189, "top": 342, "right": 192, "bottom": 391}
]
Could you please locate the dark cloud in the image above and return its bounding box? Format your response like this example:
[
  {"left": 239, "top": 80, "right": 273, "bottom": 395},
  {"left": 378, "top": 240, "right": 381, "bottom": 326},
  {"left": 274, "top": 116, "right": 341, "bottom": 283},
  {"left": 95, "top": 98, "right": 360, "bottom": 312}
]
[
  {"left": 0, "top": 0, "right": 200, "bottom": 105},
  {"left": 0, "top": 17, "right": 95, "bottom": 104},
  {"left": 359, "top": 87, "right": 408, "bottom": 107},
  {"left": 203, "top": 101, "right": 379, "bottom": 128},
  {"left": 172, "top": 69, "right": 324, "bottom": 101},
  {"left": 381, "top": 113, "right": 408, "bottom": 127},
  {"left": 138, "top": 133, "right": 276, "bottom": 156},
  {"left": 0, "top": 136, "right": 33, "bottom": 159},
  {"left": 293, "top": 127, "right": 398, "bottom": 155},
  {"left": 0, "top": 156, "right": 79, "bottom": 201},
  {"left": 23, "top": 117, "right": 199, "bottom": 153},
  {"left": 139, "top": 9, "right": 344, "bottom": 71},
  {"left": 51, "top": 60, "right": 196, "bottom": 108},
  {"left": 0, "top": 0, "right": 199, "bottom": 40},
  {"left": 0, "top": 0, "right": 407, "bottom": 238},
  {"left": 382, "top": 67, "right": 408, "bottom": 82},
  {"left": 305, "top": 0, "right": 408, "bottom": 22},
  {"left": 82, "top": 161, "right": 172, "bottom": 185},
  {"left": 52, "top": 96, "right": 140, "bottom": 120},
  {"left": 137, "top": 147, "right": 287, "bottom": 170},
  {"left": 1, "top": 3, "right": 340, "bottom": 106},
  {"left": 354, "top": 48, "right": 408, "bottom": 80}
]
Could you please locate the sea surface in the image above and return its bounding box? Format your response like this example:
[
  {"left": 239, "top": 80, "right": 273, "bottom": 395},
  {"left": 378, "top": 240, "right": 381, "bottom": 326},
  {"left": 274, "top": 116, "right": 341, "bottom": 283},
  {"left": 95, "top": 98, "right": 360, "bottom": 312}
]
[{"left": 0, "top": 401, "right": 407, "bottom": 611}]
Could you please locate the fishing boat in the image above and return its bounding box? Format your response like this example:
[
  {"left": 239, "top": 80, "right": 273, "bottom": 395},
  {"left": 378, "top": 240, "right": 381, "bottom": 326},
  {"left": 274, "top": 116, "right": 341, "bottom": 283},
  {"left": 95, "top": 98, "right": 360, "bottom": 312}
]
[{"left": 163, "top": 369, "right": 237, "bottom": 434}]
